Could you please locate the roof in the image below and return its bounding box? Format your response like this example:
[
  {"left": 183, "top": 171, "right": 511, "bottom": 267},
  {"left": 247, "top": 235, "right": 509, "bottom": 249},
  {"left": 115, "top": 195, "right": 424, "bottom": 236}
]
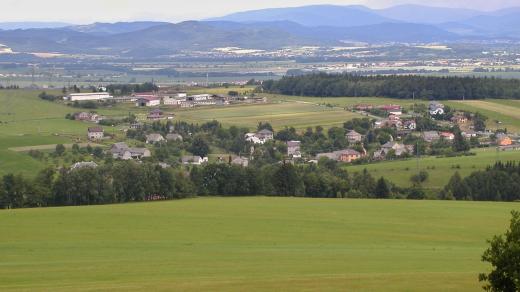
[
  {"left": 182, "top": 156, "right": 202, "bottom": 163},
  {"left": 137, "top": 96, "right": 160, "bottom": 101},
  {"left": 287, "top": 141, "right": 301, "bottom": 147},
  {"left": 166, "top": 133, "right": 183, "bottom": 140},
  {"left": 71, "top": 161, "right": 98, "bottom": 170},
  {"left": 258, "top": 129, "right": 273, "bottom": 135},
  {"left": 146, "top": 133, "right": 164, "bottom": 141},
  {"left": 88, "top": 127, "right": 103, "bottom": 133},
  {"left": 347, "top": 130, "right": 362, "bottom": 136}
]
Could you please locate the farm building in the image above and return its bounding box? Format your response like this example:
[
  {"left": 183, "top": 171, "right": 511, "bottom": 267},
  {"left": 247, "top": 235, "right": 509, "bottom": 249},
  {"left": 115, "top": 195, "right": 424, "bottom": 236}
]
[
  {"left": 65, "top": 92, "right": 112, "bottom": 102},
  {"left": 136, "top": 96, "right": 161, "bottom": 107}
]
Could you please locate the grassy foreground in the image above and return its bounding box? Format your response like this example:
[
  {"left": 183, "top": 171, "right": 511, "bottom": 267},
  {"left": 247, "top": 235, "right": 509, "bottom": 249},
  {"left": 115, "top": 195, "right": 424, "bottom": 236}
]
[{"left": 1, "top": 197, "right": 517, "bottom": 291}]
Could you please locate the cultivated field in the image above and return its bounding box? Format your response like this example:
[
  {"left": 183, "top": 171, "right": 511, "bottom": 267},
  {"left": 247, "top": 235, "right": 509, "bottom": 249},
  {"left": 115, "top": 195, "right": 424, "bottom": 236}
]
[
  {"left": 1, "top": 197, "right": 517, "bottom": 291},
  {"left": 346, "top": 148, "right": 520, "bottom": 189},
  {"left": 175, "top": 102, "right": 364, "bottom": 130}
]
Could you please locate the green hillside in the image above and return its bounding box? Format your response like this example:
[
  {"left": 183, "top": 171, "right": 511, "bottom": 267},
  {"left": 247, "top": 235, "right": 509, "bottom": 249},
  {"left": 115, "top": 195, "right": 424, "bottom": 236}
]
[{"left": 1, "top": 197, "right": 517, "bottom": 291}]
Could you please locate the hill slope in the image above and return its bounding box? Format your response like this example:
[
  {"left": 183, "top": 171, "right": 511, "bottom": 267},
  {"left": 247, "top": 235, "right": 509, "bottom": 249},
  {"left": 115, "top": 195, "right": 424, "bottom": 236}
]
[{"left": 0, "top": 197, "right": 515, "bottom": 291}]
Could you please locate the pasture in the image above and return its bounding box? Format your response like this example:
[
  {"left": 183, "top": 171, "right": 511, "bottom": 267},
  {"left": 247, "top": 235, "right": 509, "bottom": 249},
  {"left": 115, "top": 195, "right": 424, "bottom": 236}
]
[
  {"left": 346, "top": 148, "right": 520, "bottom": 189},
  {"left": 1, "top": 197, "right": 517, "bottom": 291}
]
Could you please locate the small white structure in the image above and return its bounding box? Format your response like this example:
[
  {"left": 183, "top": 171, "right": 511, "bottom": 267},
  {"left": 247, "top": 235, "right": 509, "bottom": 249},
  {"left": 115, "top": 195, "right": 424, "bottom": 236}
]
[
  {"left": 70, "top": 161, "right": 98, "bottom": 170},
  {"left": 87, "top": 127, "right": 104, "bottom": 141},
  {"left": 429, "top": 101, "right": 445, "bottom": 116},
  {"left": 66, "top": 92, "right": 112, "bottom": 102}
]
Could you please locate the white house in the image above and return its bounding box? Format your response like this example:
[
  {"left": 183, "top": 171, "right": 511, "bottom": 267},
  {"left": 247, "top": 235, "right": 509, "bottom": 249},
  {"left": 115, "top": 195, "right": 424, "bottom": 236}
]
[
  {"left": 189, "top": 94, "right": 212, "bottom": 101},
  {"left": 287, "top": 141, "right": 302, "bottom": 158},
  {"left": 66, "top": 92, "right": 112, "bottom": 101},
  {"left": 87, "top": 127, "right": 104, "bottom": 141},
  {"left": 429, "top": 102, "right": 445, "bottom": 116}
]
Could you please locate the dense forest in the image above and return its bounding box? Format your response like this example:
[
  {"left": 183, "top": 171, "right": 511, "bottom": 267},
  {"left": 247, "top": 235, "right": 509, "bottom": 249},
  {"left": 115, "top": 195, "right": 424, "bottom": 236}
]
[
  {"left": 261, "top": 73, "right": 520, "bottom": 99},
  {"left": 441, "top": 162, "right": 520, "bottom": 201}
]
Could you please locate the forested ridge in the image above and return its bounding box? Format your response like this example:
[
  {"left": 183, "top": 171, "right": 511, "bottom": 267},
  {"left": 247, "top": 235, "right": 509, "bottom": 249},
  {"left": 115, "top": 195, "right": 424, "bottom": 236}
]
[{"left": 262, "top": 73, "right": 520, "bottom": 99}]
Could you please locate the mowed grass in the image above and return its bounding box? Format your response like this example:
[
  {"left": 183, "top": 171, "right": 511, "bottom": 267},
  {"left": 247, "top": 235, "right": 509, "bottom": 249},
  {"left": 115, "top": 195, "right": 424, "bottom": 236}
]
[
  {"left": 1, "top": 197, "right": 517, "bottom": 291},
  {"left": 346, "top": 148, "right": 520, "bottom": 189},
  {"left": 268, "top": 94, "right": 423, "bottom": 108},
  {"left": 175, "top": 102, "right": 364, "bottom": 130}
]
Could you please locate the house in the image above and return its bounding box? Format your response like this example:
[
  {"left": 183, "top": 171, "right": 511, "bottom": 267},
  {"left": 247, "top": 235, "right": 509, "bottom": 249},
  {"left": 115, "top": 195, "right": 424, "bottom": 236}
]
[
  {"left": 346, "top": 130, "right": 363, "bottom": 143},
  {"left": 245, "top": 129, "right": 274, "bottom": 144},
  {"left": 70, "top": 161, "right": 98, "bottom": 170},
  {"left": 403, "top": 120, "right": 417, "bottom": 130},
  {"left": 166, "top": 133, "right": 183, "bottom": 142},
  {"left": 181, "top": 156, "right": 208, "bottom": 165},
  {"left": 462, "top": 130, "right": 478, "bottom": 138},
  {"left": 440, "top": 132, "right": 455, "bottom": 141},
  {"left": 451, "top": 114, "right": 468, "bottom": 124},
  {"left": 422, "top": 131, "right": 440, "bottom": 143},
  {"left": 380, "top": 105, "right": 402, "bottom": 115},
  {"left": 429, "top": 101, "right": 445, "bottom": 116},
  {"left": 146, "top": 133, "right": 165, "bottom": 144},
  {"left": 147, "top": 109, "right": 164, "bottom": 120},
  {"left": 74, "top": 112, "right": 92, "bottom": 121},
  {"left": 257, "top": 129, "right": 274, "bottom": 141},
  {"left": 136, "top": 96, "right": 161, "bottom": 107},
  {"left": 317, "top": 149, "right": 362, "bottom": 163},
  {"left": 110, "top": 142, "right": 151, "bottom": 160},
  {"left": 231, "top": 156, "right": 249, "bottom": 167},
  {"left": 287, "top": 141, "right": 302, "bottom": 158},
  {"left": 65, "top": 92, "right": 112, "bottom": 101},
  {"left": 87, "top": 127, "right": 104, "bottom": 141},
  {"left": 383, "top": 142, "right": 413, "bottom": 156},
  {"left": 496, "top": 134, "right": 513, "bottom": 146}
]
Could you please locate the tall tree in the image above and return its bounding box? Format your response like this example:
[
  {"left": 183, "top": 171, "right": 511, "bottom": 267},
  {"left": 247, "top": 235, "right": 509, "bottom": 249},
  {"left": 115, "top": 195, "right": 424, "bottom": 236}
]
[{"left": 479, "top": 211, "right": 520, "bottom": 292}]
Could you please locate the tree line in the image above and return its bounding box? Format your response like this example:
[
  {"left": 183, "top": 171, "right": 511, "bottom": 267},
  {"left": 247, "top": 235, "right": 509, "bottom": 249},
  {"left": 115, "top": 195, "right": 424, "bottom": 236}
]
[
  {"left": 441, "top": 161, "right": 520, "bottom": 201},
  {"left": 261, "top": 73, "right": 520, "bottom": 100}
]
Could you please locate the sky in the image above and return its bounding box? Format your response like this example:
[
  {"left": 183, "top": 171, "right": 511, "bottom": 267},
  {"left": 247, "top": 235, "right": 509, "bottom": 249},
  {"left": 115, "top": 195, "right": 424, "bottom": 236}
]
[{"left": 1, "top": 0, "right": 519, "bottom": 23}]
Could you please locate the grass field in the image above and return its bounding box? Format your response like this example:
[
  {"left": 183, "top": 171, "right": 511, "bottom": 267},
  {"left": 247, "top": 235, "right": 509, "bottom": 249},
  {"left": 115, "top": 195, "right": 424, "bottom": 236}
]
[
  {"left": 175, "top": 102, "right": 364, "bottom": 130},
  {"left": 446, "top": 99, "right": 520, "bottom": 132},
  {"left": 346, "top": 148, "right": 520, "bottom": 189},
  {"left": 1, "top": 197, "right": 517, "bottom": 291}
]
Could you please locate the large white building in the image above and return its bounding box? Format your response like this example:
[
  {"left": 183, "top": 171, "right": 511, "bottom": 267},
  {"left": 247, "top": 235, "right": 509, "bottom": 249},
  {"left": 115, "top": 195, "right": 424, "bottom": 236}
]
[{"left": 65, "top": 92, "right": 112, "bottom": 102}]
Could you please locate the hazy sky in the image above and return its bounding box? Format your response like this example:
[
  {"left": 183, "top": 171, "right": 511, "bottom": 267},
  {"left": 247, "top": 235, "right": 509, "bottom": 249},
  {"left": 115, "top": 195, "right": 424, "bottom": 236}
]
[{"left": 2, "top": 0, "right": 519, "bottom": 23}]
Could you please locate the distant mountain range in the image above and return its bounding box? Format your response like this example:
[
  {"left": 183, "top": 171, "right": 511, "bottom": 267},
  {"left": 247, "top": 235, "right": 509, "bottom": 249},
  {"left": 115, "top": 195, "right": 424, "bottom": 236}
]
[{"left": 0, "top": 4, "right": 520, "bottom": 57}]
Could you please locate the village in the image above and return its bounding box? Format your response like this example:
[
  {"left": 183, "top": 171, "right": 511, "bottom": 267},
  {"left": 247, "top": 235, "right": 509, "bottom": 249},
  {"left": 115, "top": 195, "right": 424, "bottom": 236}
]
[{"left": 66, "top": 88, "right": 520, "bottom": 169}]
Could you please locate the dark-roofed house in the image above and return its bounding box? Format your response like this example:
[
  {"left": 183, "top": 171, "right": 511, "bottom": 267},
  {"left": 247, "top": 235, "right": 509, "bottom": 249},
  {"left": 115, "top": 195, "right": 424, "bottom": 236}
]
[
  {"left": 422, "top": 131, "right": 440, "bottom": 143},
  {"left": 110, "top": 142, "right": 151, "bottom": 160},
  {"left": 87, "top": 127, "right": 104, "bottom": 141},
  {"left": 146, "top": 133, "right": 165, "bottom": 144},
  {"left": 257, "top": 129, "right": 274, "bottom": 141},
  {"left": 166, "top": 133, "right": 183, "bottom": 142}
]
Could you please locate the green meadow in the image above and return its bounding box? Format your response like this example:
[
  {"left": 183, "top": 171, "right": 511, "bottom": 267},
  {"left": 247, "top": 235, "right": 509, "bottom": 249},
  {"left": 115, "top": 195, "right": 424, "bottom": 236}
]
[
  {"left": 1, "top": 197, "right": 517, "bottom": 291},
  {"left": 346, "top": 148, "right": 520, "bottom": 189}
]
